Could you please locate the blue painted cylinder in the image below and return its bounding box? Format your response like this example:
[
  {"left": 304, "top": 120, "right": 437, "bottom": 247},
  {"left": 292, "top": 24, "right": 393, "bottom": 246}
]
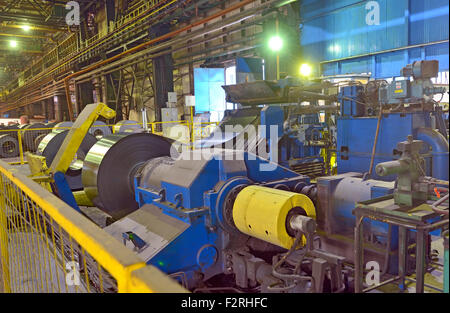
[
  {"left": 416, "top": 128, "right": 449, "bottom": 181},
  {"left": 332, "top": 177, "right": 397, "bottom": 248}
]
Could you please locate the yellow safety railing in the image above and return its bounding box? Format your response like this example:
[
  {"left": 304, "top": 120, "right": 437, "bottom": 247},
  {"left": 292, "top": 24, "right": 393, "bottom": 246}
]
[
  {"left": 0, "top": 121, "right": 219, "bottom": 165},
  {"left": 0, "top": 160, "right": 187, "bottom": 293}
]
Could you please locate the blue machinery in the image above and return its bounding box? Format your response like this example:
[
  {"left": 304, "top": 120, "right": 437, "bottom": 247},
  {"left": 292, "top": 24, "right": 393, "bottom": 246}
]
[
  {"left": 104, "top": 61, "right": 448, "bottom": 292},
  {"left": 104, "top": 149, "right": 346, "bottom": 292},
  {"left": 337, "top": 60, "right": 448, "bottom": 182},
  {"left": 33, "top": 61, "right": 449, "bottom": 293}
]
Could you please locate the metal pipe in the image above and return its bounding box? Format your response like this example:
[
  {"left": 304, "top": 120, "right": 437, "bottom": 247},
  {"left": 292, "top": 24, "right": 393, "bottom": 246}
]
[
  {"left": 431, "top": 194, "right": 449, "bottom": 216},
  {"left": 416, "top": 128, "right": 449, "bottom": 181}
]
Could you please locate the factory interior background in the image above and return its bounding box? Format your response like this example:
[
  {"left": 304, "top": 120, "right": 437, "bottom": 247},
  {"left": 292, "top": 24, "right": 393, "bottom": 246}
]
[{"left": 0, "top": 0, "right": 448, "bottom": 299}]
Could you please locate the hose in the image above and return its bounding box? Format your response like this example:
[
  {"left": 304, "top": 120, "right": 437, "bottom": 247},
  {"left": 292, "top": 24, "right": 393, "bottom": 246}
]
[
  {"left": 367, "top": 107, "right": 383, "bottom": 179},
  {"left": 431, "top": 194, "right": 449, "bottom": 216}
]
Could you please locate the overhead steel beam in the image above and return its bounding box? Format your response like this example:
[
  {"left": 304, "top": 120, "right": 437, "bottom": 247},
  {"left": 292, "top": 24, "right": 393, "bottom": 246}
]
[
  {"left": 0, "top": 22, "right": 62, "bottom": 32},
  {"left": 0, "top": 32, "right": 49, "bottom": 39}
]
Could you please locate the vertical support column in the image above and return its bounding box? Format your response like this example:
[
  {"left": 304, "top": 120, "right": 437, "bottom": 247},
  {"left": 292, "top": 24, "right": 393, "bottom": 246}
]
[
  {"left": 150, "top": 23, "right": 174, "bottom": 123},
  {"left": 103, "top": 0, "right": 122, "bottom": 120},
  {"left": 25, "top": 104, "right": 33, "bottom": 119},
  {"left": 354, "top": 212, "right": 364, "bottom": 293},
  {"left": 48, "top": 97, "right": 55, "bottom": 121},
  {"left": 152, "top": 55, "right": 173, "bottom": 123},
  {"left": 263, "top": 17, "right": 279, "bottom": 81},
  {"left": 105, "top": 73, "right": 123, "bottom": 121},
  {"left": 77, "top": 81, "right": 95, "bottom": 111},
  {"left": 41, "top": 100, "right": 48, "bottom": 120},
  {"left": 398, "top": 226, "right": 407, "bottom": 291},
  {"left": 105, "top": 0, "right": 116, "bottom": 33},
  {"left": 55, "top": 95, "right": 69, "bottom": 122},
  {"left": 416, "top": 228, "right": 426, "bottom": 293},
  {"left": 93, "top": 80, "right": 102, "bottom": 103}
]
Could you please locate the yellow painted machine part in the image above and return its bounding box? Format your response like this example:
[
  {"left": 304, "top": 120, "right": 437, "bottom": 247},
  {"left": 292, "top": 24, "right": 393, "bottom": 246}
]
[
  {"left": 50, "top": 102, "right": 116, "bottom": 174},
  {"left": 73, "top": 190, "right": 94, "bottom": 207},
  {"left": 233, "top": 186, "right": 316, "bottom": 250},
  {"left": 25, "top": 152, "right": 53, "bottom": 191}
]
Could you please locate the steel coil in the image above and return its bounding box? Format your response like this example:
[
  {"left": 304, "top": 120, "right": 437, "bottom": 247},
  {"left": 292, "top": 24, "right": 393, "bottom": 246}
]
[
  {"left": 112, "top": 120, "right": 142, "bottom": 134},
  {"left": 82, "top": 133, "right": 174, "bottom": 219},
  {"left": 45, "top": 122, "right": 58, "bottom": 128},
  {"left": 1, "top": 125, "right": 20, "bottom": 140},
  {"left": 37, "top": 130, "right": 97, "bottom": 191},
  {"left": 53, "top": 122, "right": 74, "bottom": 133},
  {"left": 34, "top": 133, "right": 48, "bottom": 151},
  {"left": 23, "top": 123, "right": 47, "bottom": 152},
  {"left": 0, "top": 135, "right": 19, "bottom": 158},
  {"left": 89, "top": 121, "right": 112, "bottom": 139}
]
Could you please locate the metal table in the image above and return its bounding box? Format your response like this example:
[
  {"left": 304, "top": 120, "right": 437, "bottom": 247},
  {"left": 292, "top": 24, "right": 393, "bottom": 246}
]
[{"left": 353, "top": 194, "right": 449, "bottom": 293}]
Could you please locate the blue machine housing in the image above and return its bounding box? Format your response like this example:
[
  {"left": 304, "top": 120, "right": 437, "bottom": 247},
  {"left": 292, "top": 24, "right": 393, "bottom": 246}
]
[
  {"left": 337, "top": 81, "right": 449, "bottom": 181},
  {"left": 337, "top": 112, "right": 433, "bottom": 180},
  {"left": 337, "top": 86, "right": 449, "bottom": 181}
]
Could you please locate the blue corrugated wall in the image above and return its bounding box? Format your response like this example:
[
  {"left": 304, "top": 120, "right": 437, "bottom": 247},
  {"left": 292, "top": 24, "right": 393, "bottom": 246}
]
[{"left": 299, "top": 0, "right": 449, "bottom": 78}]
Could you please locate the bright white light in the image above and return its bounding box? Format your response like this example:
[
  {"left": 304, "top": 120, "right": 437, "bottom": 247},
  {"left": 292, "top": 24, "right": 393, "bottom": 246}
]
[
  {"left": 300, "top": 64, "right": 312, "bottom": 77},
  {"left": 9, "top": 40, "right": 18, "bottom": 48},
  {"left": 21, "top": 25, "right": 31, "bottom": 32},
  {"left": 268, "top": 36, "right": 283, "bottom": 52}
]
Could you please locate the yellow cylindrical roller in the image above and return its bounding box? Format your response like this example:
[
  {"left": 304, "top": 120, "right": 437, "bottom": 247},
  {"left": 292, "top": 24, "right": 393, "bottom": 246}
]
[{"left": 233, "top": 186, "right": 316, "bottom": 249}]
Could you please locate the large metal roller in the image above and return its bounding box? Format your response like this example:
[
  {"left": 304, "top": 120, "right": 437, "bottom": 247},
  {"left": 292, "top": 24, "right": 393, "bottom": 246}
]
[
  {"left": 37, "top": 130, "right": 97, "bottom": 190},
  {"left": 82, "top": 133, "right": 174, "bottom": 219},
  {"left": 233, "top": 186, "right": 316, "bottom": 249}
]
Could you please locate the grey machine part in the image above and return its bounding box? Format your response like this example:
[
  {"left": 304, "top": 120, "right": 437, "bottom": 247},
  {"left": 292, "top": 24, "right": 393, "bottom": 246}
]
[
  {"left": 104, "top": 204, "right": 189, "bottom": 263},
  {"left": 0, "top": 134, "right": 20, "bottom": 158},
  {"left": 81, "top": 133, "right": 175, "bottom": 219},
  {"left": 196, "top": 107, "right": 263, "bottom": 152},
  {"left": 37, "top": 130, "right": 97, "bottom": 191}
]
